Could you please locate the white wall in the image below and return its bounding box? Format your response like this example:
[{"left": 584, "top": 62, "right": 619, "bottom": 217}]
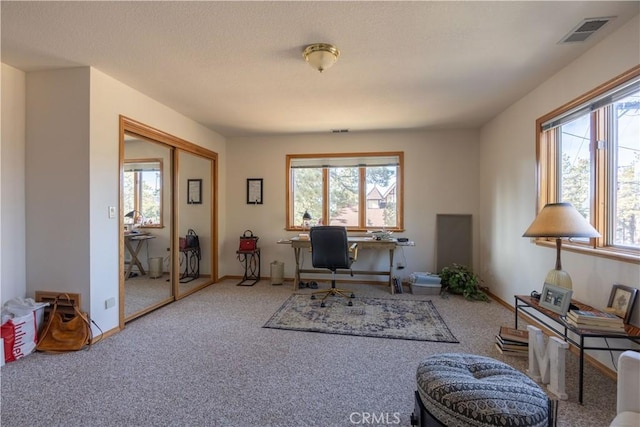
[
  {"left": 12, "top": 67, "right": 226, "bottom": 334},
  {"left": 479, "top": 17, "right": 640, "bottom": 366},
  {"left": 1, "top": 64, "right": 27, "bottom": 304},
  {"left": 225, "top": 130, "right": 480, "bottom": 282}
]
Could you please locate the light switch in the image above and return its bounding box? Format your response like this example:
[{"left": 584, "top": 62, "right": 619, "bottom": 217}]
[{"left": 108, "top": 206, "right": 116, "bottom": 219}]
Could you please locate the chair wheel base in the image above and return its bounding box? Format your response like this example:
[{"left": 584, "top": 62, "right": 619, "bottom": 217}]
[
  {"left": 320, "top": 302, "right": 326, "bottom": 307},
  {"left": 348, "top": 301, "right": 353, "bottom": 306},
  {"left": 310, "top": 295, "right": 316, "bottom": 300},
  {"left": 350, "top": 293, "right": 355, "bottom": 298}
]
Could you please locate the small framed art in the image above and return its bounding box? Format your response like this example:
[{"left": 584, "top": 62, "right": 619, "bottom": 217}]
[
  {"left": 539, "top": 283, "right": 573, "bottom": 315},
  {"left": 247, "top": 178, "right": 263, "bottom": 204},
  {"left": 187, "top": 179, "right": 202, "bottom": 204},
  {"left": 606, "top": 284, "right": 638, "bottom": 324}
]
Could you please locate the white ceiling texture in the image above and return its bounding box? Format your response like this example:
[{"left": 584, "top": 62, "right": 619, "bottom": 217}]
[{"left": 2, "top": 1, "right": 639, "bottom": 137}]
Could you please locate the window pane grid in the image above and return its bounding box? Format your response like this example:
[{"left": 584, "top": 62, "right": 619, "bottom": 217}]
[
  {"left": 287, "top": 153, "right": 403, "bottom": 231},
  {"left": 537, "top": 67, "right": 640, "bottom": 261}
]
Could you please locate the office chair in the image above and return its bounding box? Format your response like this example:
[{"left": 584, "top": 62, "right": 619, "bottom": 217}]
[{"left": 309, "top": 226, "right": 358, "bottom": 307}]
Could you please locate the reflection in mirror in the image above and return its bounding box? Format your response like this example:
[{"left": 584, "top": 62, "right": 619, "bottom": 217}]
[
  {"left": 176, "top": 150, "right": 214, "bottom": 298},
  {"left": 123, "top": 159, "right": 163, "bottom": 228},
  {"left": 123, "top": 134, "right": 173, "bottom": 320}
]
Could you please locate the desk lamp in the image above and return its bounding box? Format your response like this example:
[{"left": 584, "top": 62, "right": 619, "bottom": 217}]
[
  {"left": 302, "top": 210, "right": 312, "bottom": 230},
  {"left": 522, "top": 202, "right": 600, "bottom": 290},
  {"left": 125, "top": 210, "right": 144, "bottom": 229}
]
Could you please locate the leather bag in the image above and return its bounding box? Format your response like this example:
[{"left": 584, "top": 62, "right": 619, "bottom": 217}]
[
  {"left": 36, "top": 294, "right": 92, "bottom": 353},
  {"left": 238, "top": 230, "right": 258, "bottom": 251}
]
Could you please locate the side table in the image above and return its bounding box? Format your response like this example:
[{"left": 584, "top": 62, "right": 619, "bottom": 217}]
[
  {"left": 237, "top": 249, "right": 260, "bottom": 286},
  {"left": 515, "top": 295, "right": 640, "bottom": 404}
]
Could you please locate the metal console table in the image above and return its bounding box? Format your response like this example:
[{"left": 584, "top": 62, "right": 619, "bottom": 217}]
[{"left": 514, "top": 295, "right": 640, "bottom": 404}]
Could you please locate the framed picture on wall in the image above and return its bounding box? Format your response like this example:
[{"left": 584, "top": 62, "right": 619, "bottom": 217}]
[
  {"left": 187, "top": 179, "right": 202, "bottom": 204},
  {"left": 247, "top": 178, "right": 263, "bottom": 204}
]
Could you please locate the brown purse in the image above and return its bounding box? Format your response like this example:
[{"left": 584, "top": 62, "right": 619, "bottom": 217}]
[{"left": 36, "top": 294, "right": 93, "bottom": 352}]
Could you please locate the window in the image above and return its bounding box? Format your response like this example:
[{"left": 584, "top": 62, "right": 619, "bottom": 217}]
[
  {"left": 537, "top": 66, "right": 640, "bottom": 261},
  {"left": 287, "top": 152, "right": 403, "bottom": 231},
  {"left": 124, "top": 159, "right": 163, "bottom": 227}
]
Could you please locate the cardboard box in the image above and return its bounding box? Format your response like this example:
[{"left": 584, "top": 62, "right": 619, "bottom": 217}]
[{"left": 411, "top": 282, "right": 442, "bottom": 295}]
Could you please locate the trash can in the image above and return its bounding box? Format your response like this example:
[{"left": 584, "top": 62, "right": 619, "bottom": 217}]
[
  {"left": 149, "top": 257, "right": 163, "bottom": 279},
  {"left": 270, "top": 261, "right": 284, "bottom": 285}
]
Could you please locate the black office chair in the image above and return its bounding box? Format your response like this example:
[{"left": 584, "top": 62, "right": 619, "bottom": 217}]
[{"left": 309, "top": 226, "right": 358, "bottom": 307}]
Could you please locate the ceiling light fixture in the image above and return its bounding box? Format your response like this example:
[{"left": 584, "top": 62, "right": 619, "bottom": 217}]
[{"left": 303, "top": 43, "right": 340, "bottom": 73}]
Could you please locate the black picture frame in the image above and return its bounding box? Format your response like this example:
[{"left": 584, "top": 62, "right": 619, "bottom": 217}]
[
  {"left": 187, "top": 179, "right": 202, "bottom": 204},
  {"left": 607, "top": 284, "right": 638, "bottom": 324},
  {"left": 247, "top": 178, "right": 263, "bottom": 204},
  {"left": 539, "top": 282, "right": 573, "bottom": 315}
]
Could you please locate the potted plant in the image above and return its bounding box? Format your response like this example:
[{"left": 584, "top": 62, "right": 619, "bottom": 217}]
[{"left": 439, "top": 263, "right": 489, "bottom": 301}]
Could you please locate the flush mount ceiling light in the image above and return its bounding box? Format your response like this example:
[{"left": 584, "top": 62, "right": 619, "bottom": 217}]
[{"left": 302, "top": 43, "right": 340, "bottom": 73}]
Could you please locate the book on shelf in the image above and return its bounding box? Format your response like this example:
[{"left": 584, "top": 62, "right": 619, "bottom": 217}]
[
  {"left": 568, "top": 310, "right": 622, "bottom": 323},
  {"left": 564, "top": 317, "right": 626, "bottom": 332},
  {"left": 498, "top": 326, "right": 529, "bottom": 344},
  {"left": 495, "top": 343, "right": 528, "bottom": 357}
]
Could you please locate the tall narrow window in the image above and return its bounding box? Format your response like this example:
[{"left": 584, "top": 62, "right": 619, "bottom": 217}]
[
  {"left": 124, "top": 159, "right": 163, "bottom": 227},
  {"left": 537, "top": 66, "right": 640, "bottom": 260}
]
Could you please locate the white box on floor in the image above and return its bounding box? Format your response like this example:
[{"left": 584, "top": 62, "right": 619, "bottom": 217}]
[{"left": 411, "top": 282, "right": 442, "bottom": 295}]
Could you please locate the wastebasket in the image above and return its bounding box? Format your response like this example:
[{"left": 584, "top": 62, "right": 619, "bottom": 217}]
[
  {"left": 149, "top": 257, "right": 163, "bottom": 279},
  {"left": 270, "top": 261, "right": 284, "bottom": 285}
]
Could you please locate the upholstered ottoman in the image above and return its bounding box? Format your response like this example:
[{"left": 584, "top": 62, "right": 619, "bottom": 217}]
[{"left": 412, "top": 353, "right": 553, "bottom": 427}]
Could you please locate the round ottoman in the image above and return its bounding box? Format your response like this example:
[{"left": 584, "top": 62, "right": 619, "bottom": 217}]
[{"left": 415, "top": 353, "right": 551, "bottom": 427}]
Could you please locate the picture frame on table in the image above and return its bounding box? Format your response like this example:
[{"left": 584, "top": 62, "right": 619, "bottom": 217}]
[
  {"left": 539, "top": 282, "right": 573, "bottom": 315},
  {"left": 607, "top": 284, "right": 638, "bottom": 324}
]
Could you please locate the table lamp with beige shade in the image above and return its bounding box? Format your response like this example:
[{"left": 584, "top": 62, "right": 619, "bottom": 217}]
[{"left": 523, "top": 202, "right": 600, "bottom": 290}]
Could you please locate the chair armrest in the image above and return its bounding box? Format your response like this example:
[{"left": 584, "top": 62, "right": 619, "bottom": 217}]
[{"left": 617, "top": 350, "right": 640, "bottom": 415}]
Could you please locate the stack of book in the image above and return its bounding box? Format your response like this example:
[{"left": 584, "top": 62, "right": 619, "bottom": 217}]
[
  {"left": 565, "top": 309, "right": 625, "bottom": 332},
  {"left": 495, "top": 326, "right": 529, "bottom": 357}
]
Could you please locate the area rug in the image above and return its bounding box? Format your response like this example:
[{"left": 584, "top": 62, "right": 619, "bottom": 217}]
[{"left": 263, "top": 294, "right": 458, "bottom": 343}]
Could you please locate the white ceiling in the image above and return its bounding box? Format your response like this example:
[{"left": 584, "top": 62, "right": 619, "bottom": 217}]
[{"left": 2, "top": 1, "right": 639, "bottom": 138}]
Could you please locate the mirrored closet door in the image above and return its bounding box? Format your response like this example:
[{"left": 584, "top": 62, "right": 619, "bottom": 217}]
[{"left": 119, "top": 116, "right": 218, "bottom": 327}]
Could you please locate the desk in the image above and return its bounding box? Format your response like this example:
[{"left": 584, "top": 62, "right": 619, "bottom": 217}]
[
  {"left": 515, "top": 295, "right": 640, "bottom": 404},
  {"left": 279, "top": 237, "right": 412, "bottom": 294},
  {"left": 124, "top": 232, "right": 155, "bottom": 279}
]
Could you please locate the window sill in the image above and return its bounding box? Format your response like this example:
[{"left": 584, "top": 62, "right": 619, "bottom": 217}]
[{"left": 534, "top": 239, "right": 640, "bottom": 264}]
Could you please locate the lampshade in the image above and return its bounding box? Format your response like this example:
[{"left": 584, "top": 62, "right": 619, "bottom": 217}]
[
  {"left": 523, "top": 203, "right": 600, "bottom": 238},
  {"left": 523, "top": 202, "right": 600, "bottom": 290},
  {"left": 302, "top": 43, "right": 340, "bottom": 73}
]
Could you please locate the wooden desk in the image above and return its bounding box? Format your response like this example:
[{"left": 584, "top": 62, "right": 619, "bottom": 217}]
[
  {"left": 515, "top": 295, "right": 640, "bottom": 404},
  {"left": 124, "top": 232, "right": 155, "bottom": 279},
  {"left": 280, "top": 237, "right": 412, "bottom": 294}
]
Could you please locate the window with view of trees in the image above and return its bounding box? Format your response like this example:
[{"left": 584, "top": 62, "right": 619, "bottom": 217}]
[
  {"left": 123, "top": 159, "right": 163, "bottom": 227},
  {"left": 286, "top": 153, "right": 403, "bottom": 231},
  {"left": 536, "top": 66, "right": 640, "bottom": 260}
]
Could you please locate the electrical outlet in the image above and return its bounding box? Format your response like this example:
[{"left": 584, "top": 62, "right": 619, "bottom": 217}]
[
  {"left": 108, "top": 206, "right": 116, "bottom": 219},
  {"left": 105, "top": 297, "right": 116, "bottom": 309}
]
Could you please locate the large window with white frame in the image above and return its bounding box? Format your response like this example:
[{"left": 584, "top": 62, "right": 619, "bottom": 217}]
[
  {"left": 536, "top": 66, "right": 640, "bottom": 261},
  {"left": 286, "top": 152, "right": 404, "bottom": 231}
]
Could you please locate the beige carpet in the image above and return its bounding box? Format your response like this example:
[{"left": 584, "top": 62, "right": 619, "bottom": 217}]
[{"left": 1, "top": 279, "right": 619, "bottom": 426}]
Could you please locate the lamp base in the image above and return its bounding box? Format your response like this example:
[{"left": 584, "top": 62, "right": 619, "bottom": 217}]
[{"left": 544, "top": 269, "right": 572, "bottom": 290}]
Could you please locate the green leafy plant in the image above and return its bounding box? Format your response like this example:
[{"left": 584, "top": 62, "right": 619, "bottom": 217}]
[{"left": 439, "top": 263, "right": 489, "bottom": 301}]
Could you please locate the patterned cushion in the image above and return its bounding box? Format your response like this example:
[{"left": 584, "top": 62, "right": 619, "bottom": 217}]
[{"left": 416, "top": 353, "right": 549, "bottom": 427}]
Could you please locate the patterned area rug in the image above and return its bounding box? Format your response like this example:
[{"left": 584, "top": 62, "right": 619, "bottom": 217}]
[{"left": 263, "top": 294, "right": 458, "bottom": 342}]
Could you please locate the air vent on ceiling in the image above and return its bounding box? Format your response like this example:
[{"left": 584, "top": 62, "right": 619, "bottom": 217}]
[
  {"left": 559, "top": 17, "right": 615, "bottom": 44},
  {"left": 331, "top": 129, "right": 349, "bottom": 133}
]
